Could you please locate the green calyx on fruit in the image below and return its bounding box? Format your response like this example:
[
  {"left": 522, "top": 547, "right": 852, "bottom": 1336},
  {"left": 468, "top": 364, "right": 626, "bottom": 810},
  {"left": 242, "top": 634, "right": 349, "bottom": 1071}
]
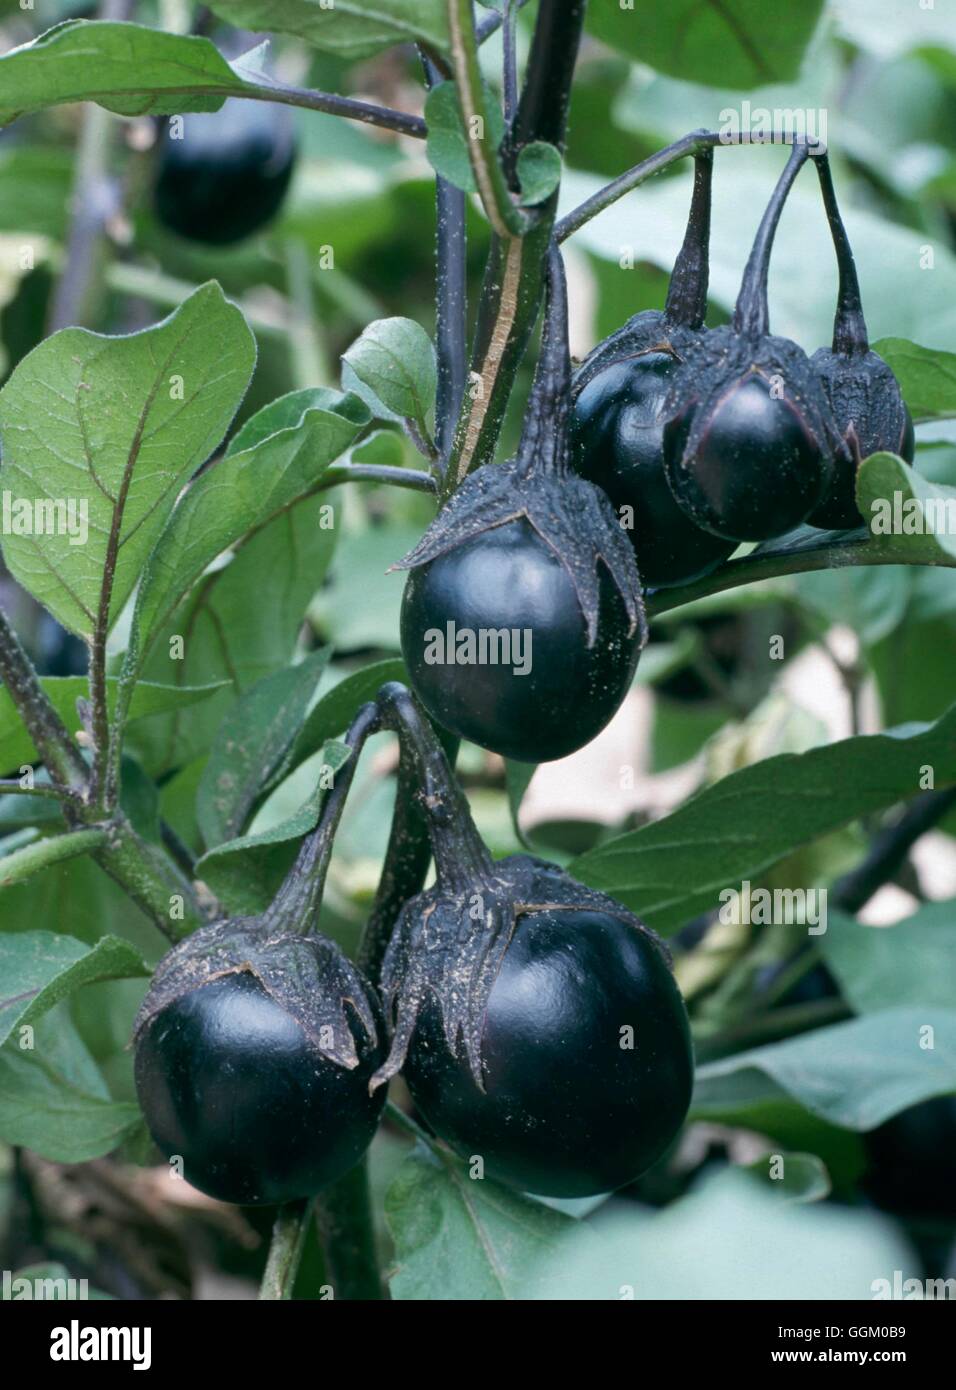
[
  {"left": 662, "top": 143, "right": 838, "bottom": 543},
  {"left": 368, "top": 709, "right": 693, "bottom": 1197},
  {"left": 397, "top": 242, "right": 645, "bottom": 763},
  {"left": 807, "top": 154, "right": 914, "bottom": 530}
]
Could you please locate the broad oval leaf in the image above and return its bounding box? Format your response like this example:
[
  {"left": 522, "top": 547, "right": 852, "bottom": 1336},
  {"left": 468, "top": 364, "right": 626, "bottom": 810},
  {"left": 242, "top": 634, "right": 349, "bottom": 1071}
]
[
  {"left": 0, "top": 281, "right": 256, "bottom": 638},
  {"left": 0, "top": 21, "right": 258, "bottom": 124},
  {"left": 694, "top": 1007, "right": 956, "bottom": 1130},
  {"left": 871, "top": 338, "right": 956, "bottom": 422},
  {"left": 858, "top": 451, "right": 956, "bottom": 565},
  {"left": 587, "top": 0, "right": 825, "bottom": 88},
  {"left": 570, "top": 704, "right": 956, "bottom": 933},
  {"left": 204, "top": 0, "right": 449, "bottom": 59}
]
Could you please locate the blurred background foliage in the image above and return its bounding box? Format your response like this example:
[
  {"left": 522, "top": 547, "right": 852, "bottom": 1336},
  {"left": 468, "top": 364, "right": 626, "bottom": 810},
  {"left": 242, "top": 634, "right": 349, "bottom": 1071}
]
[{"left": 0, "top": 0, "right": 954, "bottom": 1300}]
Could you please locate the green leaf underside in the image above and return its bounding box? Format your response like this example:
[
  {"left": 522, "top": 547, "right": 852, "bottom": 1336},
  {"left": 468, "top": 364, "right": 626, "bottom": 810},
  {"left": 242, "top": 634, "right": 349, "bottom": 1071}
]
[
  {"left": 571, "top": 704, "right": 956, "bottom": 933},
  {"left": 694, "top": 1007, "right": 956, "bottom": 1130}
]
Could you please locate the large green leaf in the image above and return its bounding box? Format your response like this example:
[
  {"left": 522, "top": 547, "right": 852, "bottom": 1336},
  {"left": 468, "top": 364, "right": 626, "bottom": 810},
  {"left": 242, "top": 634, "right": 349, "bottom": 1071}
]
[
  {"left": 125, "top": 494, "right": 337, "bottom": 776},
  {"left": 204, "top": 0, "right": 449, "bottom": 59},
  {"left": 0, "top": 21, "right": 273, "bottom": 125},
  {"left": 196, "top": 649, "right": 330, "bottom": 848},
  {"left": 821, "top": 900, "right": 956, "bottom": 1015},
  {"left": 694, "top": 1008, "right": 956, "bottom": 1130},
  {"left": 0, "top": 282, "right": 255, "bottom": 637},
  {"left": 195, "top": 740, "right": 352, "bottom": 914},
  {"left": 587, "top": 0, "right": 825, "bottom": 88},
  {"left": 0, "top": 931, "right": 148, "bottom": 1048},
  {"left": 0, "top": 1006, "right": 141, "bottom": 1162},
  {"left": 386, "top": 1143, "right": 603, "bottom": 1301},
  {"left": 589, "top": 1169, "right": 915, "bottom": 1300},
  {"left": 871, "top": 339, "right": 956, "bottom": 421},
  {"left": 857, "top": 452, "right": 956, "bottom": 565},
  {"left": 127, "top": 388, "right": 365, "bottom": 673},
  {"left": 0, "top": 677, "right": 226, "bottom": 776},
  {"left": 571, "top": 705, "right": 956, "bottom": 932}
]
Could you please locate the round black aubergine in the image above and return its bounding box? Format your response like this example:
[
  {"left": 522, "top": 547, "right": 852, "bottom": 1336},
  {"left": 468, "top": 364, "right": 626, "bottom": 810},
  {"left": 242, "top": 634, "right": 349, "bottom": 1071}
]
[
  {"left": 400, "top": 517, "right": 638, "bottom": 763},
  {"left": 663, "top": 372, "right": 829, "bottom": 542},
  {"left": 134, "top": 972, "right": 385, "bottom": 1206},
  {"left": 154, "top": 99, "right": 297, "bottom": 246},
  {"left": 402, "top": 907, "right": 694, "bottom": 1198},
  {"left": 571, "top": 354, "right": 735, "bottom": 588}
]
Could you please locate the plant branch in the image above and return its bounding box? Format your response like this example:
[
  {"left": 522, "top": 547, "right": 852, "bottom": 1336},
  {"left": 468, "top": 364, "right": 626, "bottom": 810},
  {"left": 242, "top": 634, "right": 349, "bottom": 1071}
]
[
  {"left": 259, "top": 1199, "right": 312, "bottom": 1300},
  {"left": 422, "top": 53, "right": 468, "bottom": 469},
  {"left": 237, "top": 79, "right": 425, "bottom": 139},
  {"left": 313, "top": 1159, "right": 384, "bottom": 1300},
  {"left": 446, "top": 0, "right": 530, "bottom": 239},
  {"left": 444, "top": 0, "right": 586, "bottom": 490},
  {"left": 555, "top": 128, "right": 825, "bottom": 244},
  {"left": 832, "top": 787, "right": 956, "bottom": 913},
  {"left": 647, "top": 529, "right": 956, "bottom": 620},
  {"left": 476, "top": 0, "right": 532, "bottom": 44},
  {"left": 0, "top": 609, "right": 89, "bottom": 798},
  {"left": 324, "top": 461, "right": 438, "bottom": 493},
  {"left": 0, "top": 828, "right": 107, "bottom": 887},
  {"left": 46, "top": 0, "right": 132, "bottom": 335},
  {"left": 0, "top": 780, "right": 64, "bottom": 800}
]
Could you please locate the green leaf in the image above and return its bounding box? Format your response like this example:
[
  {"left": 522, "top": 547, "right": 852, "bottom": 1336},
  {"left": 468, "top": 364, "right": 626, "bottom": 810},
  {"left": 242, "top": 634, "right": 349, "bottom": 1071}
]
[
  {"left": 871, "top": 338, "right": 956, "bottom": 421},
  {"left": 695, "top": 1007, "right": 956, "bottom": 1130},
  {"left": 282, "top": 658, "right": 406, "bottom": 785},
  {"left": 570, "top": 705, "right": 956, "bottom": 933},
  {"left": 424, "top": 80, "right": 506, "bottom": 194},
  {"left": 590, "top": 1168, "right": 915, "bottom": 1300},
  {"left": 743, "top": 1151, "right": 831, "bottom": 1204},
  {"left": 586, "top": 0, "right": 825, "bottom": 88},
  {"left": 0, "top": 1006, "right": 141, "bottom": 1162},
  {"left": 342, "top": 318, "right": 436, "bottom": 439},
  {"left": 0, "top": 930, "right": 148, "bottom": 1048},
  {"left": 821, "top": 900, "right": 956, "bottom": 1015},
  {"left": 0, "top": 829, "right": 107, "bottom": 887},
  {"left": 0, "top": 21, "right": 266, "bottom": 124},
  {"left": 195, "top": 741, "right": 352, "bottom": 914},
  {"left": 516, "top": 142, "right": 562, "bottom": 207},
  {"left": 0, "top": 281, "right": 256, "bottom": 637},
  {"left": 385, "top": 1143, "right": 604, "bottom": 1301},
  {"left": 128, "top": 496, "right": 337, "bottom": 775},
  {"left": 794, "top": 564, "right": 910, "bottom": 647},
  {"left": 0, "top": 677, "right": 227, "bottom": 776},
  {"left": 858, "top": 452, "right": 956, "bottom": 565},
  {"left": 204, "top": 0, "right": 449, "bottom": 59},
  {"left": 126, "top": 388, "right": 365, "bottom": 670},
  {"left": 197, "top": 648, "right": 331, "bottom": 848}
]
